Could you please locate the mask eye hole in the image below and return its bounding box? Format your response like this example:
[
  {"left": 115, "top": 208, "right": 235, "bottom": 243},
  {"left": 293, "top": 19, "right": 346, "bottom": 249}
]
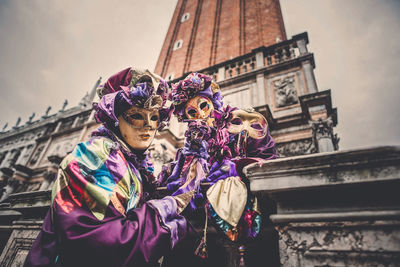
[
  {"left": 199, "top": 101, "right": 209, "bottom": 111},
  {"left": 187, "top": 108, "right": 197, "bottom": 117},
  {"left": 230, "top": 118, "right": 242, "bottom": 125},
  {"left": 251, "top": 123, "right": 263, "bottom": 130},
  {"left": 129, "top": 113, "right": 144, "bottom": 120},
  {"left": 150, "top": 115, "right": 159, "bottom": 121}
]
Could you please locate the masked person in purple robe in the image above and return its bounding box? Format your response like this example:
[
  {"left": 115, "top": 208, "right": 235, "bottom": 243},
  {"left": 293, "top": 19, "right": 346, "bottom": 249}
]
[{"left": 24, "top": 67, "right": 191, "bottom": 267}]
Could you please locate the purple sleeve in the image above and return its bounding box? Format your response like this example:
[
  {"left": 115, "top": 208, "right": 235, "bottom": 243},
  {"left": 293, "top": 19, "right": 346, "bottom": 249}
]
[{"left": 25, "top": 199, "right": 187, "bottom": 267}]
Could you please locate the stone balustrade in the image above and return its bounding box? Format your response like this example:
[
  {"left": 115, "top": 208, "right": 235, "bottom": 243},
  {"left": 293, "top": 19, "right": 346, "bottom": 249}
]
[{"left": 190, "top": 32, "right": 310, "bottom": 82}]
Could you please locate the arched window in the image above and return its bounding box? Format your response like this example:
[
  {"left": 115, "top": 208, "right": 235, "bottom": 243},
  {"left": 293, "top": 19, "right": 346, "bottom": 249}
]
[
  {"left": 181, "top": 13, "right": 190, "bottom": 22},
  {"left": 166, "top": 74, "right": 174, "bottom": 81},
  {"left": 173, "top": 40, "right": 183, "bottom": 51}
]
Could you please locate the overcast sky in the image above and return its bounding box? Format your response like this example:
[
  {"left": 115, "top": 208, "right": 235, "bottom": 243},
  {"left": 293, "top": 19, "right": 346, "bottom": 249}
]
[{"left": 0, "top": 0, "right": 399, "bottom": 150}]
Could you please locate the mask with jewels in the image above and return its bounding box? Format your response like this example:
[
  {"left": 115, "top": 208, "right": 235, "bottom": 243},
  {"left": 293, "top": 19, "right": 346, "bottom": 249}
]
[
  {"left": 118, "top": 106, "right": 159, "bottom": 150},
  {"left": 227, "top": 109, "right": 268, "bottom": 157},
  {"left": 184, "top": 96, "right": 214, "bottom": 125}
]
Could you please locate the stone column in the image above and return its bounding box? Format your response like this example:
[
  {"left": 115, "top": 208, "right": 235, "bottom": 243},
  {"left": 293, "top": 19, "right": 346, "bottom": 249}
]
[
  {"left": 5, "top": 149, "right": 20, "bottom": 168},
  {"left": 87, "top": 109, "right": 96, "bottom": 122},
  {"left": 296, "top": 38, "right": 308, "bottom": 55},
  {"left": 53, "top": 121, "right": 62, "bottom": 134},
  {"left": 39, "top": 167, "right": 57, "bottom": 191},
  {"left": 255, "top": 74, "right": 266, "bottom": 107},
  {"left": 34, "top": 138, "right": 52, "bottom": 168},
  {"left": 0, "top": 151, "right": 10, "bottom": 168},
  {"left": 71, "top": 116, "right": 80, "bottom": 128},
  {"left": 0, "top": 178, "right": 19, "bottom": 203},
  {"left": 15, "top": 145, "right": 34, "bottom": 166},
  {"left": 255, "top": 51, "right": 265, "bottom": 68},
  {"left": 217, "top": 66, "right": 225, "bottom": 82},
  {"left": 302, "top": 60, "right": 318, "bottom": 93},
  {"left": 311, "top": 117, "right": 335, "bottom": 153}
]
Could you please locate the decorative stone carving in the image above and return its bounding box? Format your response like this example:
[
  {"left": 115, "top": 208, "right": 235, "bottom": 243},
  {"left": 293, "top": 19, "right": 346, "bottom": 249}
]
[
  {"left": 275, "top": 221, "right": 400, "bottom": 266},
  {"left": 0, "top": 152, "right": 7, "bottom": 166},
  {"left": 0, "top": 178, "right": 21, "bottom": 203},
  {"left": 42, "top": 106, "right": 51, "bottom": 118},
  {"left": 0, "top": 221, "right": 42, "bottom": 266},
  {"left": 27, "top": 113, "right": 35, "bottom": 124},
  {"left": 7, "top": 149, "right": 21, "bottom": 167},
  {"left": 75, "top": 111, "right": 91, "bottom": 127},
  {"left": 45, "top": 123, "right": 57, "bottom": 136},
  {"left": 245, "top": 146, "right": 400, "bottom": 267},
  {"left": 273, "top": 75, "right": 298, "bottom": 107},
  {"left": 59, "top": 99, "right": 68, "bottom": 112},
  {"left": 276, "top": 139, "right": 316, "bottom": 157},
  {"left": 79, "top": 92, "right": 90, "bottom": 107},
  {"left": 2, "top": 123, "right": 8, "bottom": 132},
  {"left": 38, "top": 168, "right": 57, "bottom": 191},
  {"left": 18, "top": 145, "right": 35, "bottom": 166},
  {"left": 13, "top": 117, "right": 21, "bottom": 129},
  {"left": 29, "top": 145, "right": 44, "bottom": 166},
  {"left": 312, "top": 117, "right": 333, "bottom": 139},
  {"left": 311, "top": 117, "right": 339, "bottom": 152},
  {"left": 58, "top": 117, "right": 75, "bottom": 132},
  {"left": 332, "top": 133, "right": 340, "bottom": 151}
]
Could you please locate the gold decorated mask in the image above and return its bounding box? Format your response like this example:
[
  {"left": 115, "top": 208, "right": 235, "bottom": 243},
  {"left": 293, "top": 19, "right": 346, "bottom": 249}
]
[
  {"left": 227, "top": 109, "right": 268, "bottom": 157},
  {"left": 184, "top": 96, "right": 214, "bottom": 120},
  {"left": 118, "top": 106, "right": 159, "bottom": 150},
  {"left": 227, "top": 109, "right": 268, "bottom": 139}
]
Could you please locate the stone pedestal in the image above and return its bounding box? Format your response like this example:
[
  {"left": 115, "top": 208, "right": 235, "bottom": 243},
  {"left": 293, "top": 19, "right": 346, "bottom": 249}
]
[
  {"left": 0, "top": 190, "right": 50, "bottom": 266},
  {"left": 245, "top": 146, "right": 400, "bottom": 266},
  {"left": 0, "top": 220, "right": 42, "bottom": 267}
]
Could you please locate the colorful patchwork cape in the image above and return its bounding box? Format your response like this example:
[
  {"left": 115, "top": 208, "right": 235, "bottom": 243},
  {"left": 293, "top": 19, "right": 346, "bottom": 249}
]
[{"left": 25, "top": 128, "right": 187, "bottom": 267}]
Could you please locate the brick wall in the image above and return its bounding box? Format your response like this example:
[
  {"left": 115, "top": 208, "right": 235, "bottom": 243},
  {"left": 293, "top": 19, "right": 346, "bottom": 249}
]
[{"left": 154, "top": 0, "right": 287, "bottom": 79}]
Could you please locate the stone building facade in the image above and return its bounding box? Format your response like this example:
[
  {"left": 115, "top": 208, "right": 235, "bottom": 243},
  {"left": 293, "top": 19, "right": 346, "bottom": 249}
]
[{"left": 0, "top": 0, "right": 398, "bottom": 266}]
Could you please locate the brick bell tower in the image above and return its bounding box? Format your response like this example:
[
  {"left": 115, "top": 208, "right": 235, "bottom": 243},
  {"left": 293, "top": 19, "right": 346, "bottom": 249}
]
[
  {"left": 155, "top": 0, "right": 287, "bottom": 80},
  {"left": 154, "top": 0, "right": 339, "bottom": 159}
]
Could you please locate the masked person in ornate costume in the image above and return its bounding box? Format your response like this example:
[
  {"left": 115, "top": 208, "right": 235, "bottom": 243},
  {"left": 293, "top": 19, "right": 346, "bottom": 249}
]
[
  {"left": 24, "top": 67, "right": 190, "bottom": 267},
  {"left": 160, "top": 73, "right": 278, "bottom": 267}
]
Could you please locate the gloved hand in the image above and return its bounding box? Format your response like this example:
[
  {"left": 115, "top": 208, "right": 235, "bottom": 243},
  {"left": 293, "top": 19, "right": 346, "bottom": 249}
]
[{"left": 205, "top": 159, "right": 238, "bottom": 184}]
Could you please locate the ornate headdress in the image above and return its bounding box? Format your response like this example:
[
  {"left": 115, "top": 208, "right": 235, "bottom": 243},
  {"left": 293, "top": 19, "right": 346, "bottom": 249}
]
[
  {"left": 93, "top": 67, "right": 171, "bottom": 130},
  {"left": 170, "top": 72, "right": 223, "bottom": 121}
]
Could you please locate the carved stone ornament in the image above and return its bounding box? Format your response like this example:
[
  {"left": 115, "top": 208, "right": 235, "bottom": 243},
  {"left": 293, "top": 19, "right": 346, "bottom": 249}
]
[
  {"left": 310, "top": 117, "right": 339, "bottom": 152},
  {"left": 274, "top": 75, "right": 299, "bottom": 108},
  {"left": 276, "top": 139, "right": 316, "bottom": 157},
  {"left": 79, "top": 92, "right": 90, "bottom": 107},
  {"left": 7, "top": 149, "right": 21, "bottom": 167},
  {"left": 0, "top": 152, "right": 7, "bottom": 166},
  {"left": 29, "top": 145, "right": 44, "bottom": 166},
  {"left": 275, "top": 222, "right": 400, "bottom": 266},
  {"left": 311, "top": 117, "right": 334, "bottom": 140}
]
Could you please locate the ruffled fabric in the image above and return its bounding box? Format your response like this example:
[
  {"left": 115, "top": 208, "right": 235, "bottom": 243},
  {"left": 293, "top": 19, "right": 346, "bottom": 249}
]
[
  {"left": 206, "top": 196, "right": 262, "bottom": 242},
  {"left": 93, "top": 67, "right": 172, "bottom": 130},
  {"left": 171, "top": 73, "right": 223, "bottom": 121}
]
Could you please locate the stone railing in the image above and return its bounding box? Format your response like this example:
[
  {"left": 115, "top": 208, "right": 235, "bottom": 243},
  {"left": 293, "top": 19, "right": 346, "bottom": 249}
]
[{"left": 196, "top": 32, "right": 310, "bottom": 82}]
